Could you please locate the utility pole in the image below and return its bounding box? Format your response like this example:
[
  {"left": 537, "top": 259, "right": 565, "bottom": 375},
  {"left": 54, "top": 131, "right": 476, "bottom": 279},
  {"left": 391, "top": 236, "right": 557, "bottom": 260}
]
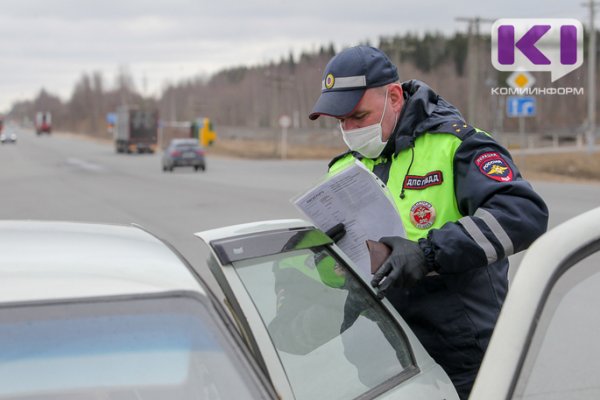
[
  {"left": 583, "top": 0, "right": 599, "bottom": 152},
  {"left": 456, "top": 17, "right": 495, "bottom": 124},
  {"left": 267, "top": 69, "right": 283, "bottom": 156},
  {"left": 265, "top": 69, "right": 295, "bottom": 157}
]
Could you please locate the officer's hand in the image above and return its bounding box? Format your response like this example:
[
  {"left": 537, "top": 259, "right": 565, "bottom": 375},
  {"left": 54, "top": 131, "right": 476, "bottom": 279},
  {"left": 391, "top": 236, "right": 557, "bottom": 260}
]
[
  {"left": 325, "top": 223, "right": 346, "bottom": 243},
  {"left": 370, "top": 236, "right": 429, "bottom": 298}
]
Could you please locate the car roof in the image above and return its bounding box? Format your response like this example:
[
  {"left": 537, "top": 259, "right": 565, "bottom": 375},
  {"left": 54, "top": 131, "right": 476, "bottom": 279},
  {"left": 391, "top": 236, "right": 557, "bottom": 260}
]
[
  {"left": 195, "top": 219, "right": 311, "bottom": 244},
  {"left": 0, "top": 221, "right": 205, "bottom": 303}
]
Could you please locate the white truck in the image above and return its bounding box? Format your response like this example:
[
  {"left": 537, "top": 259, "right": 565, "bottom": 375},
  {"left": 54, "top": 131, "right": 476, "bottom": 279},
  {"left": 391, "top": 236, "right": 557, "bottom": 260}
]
[{"left": 114, "top": 106, "right": 158, "bottom": 154}]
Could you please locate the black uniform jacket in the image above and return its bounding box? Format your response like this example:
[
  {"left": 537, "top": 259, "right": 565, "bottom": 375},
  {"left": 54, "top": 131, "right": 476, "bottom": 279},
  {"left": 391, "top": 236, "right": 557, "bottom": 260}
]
[{"left": 330, "top": 80, "right": 549, "bottom": 388}]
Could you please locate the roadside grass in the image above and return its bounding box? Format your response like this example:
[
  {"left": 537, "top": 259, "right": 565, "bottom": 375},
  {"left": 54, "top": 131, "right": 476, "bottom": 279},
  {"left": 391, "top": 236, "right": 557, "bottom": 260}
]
[
  {"left": 513, "top": 153, "right": 600, "bottom": 183},
  {"left": 55, "top": 132, "right": 600, "bottom": 183},
  {"left": 209, "top": 138, "right": 600, "bottom": 183},
  {"left": 208, "top": 138, "right": 347, "bottom": 160}
]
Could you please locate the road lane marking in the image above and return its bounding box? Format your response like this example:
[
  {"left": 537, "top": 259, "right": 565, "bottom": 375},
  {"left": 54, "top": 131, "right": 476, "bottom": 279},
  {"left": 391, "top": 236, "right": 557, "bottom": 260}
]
[{"left": 65, "top": 158, "right": 106, "bottom": 172}]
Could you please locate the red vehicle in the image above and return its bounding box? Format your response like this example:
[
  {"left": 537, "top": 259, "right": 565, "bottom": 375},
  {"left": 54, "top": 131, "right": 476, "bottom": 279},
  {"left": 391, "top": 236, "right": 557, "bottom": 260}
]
[{"left": 35, "top": 112, "right": 52, "bottom": 135}]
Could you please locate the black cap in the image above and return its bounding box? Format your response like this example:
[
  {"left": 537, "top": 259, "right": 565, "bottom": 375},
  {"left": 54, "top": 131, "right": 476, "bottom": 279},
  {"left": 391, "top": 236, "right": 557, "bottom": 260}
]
[{"left": 309, "top": 45, "right": 399, "bottom": 120}]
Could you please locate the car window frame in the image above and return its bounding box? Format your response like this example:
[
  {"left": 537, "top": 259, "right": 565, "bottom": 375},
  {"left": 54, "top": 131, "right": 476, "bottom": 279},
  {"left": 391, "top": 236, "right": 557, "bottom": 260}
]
[
  {"left": 203, "top": 227, "right": 424, "bottom": 400},
  {"left": 508, "top": 238, "right": 600, "bottom": 398},
  {"left": 512, "top": 239, "right": 600, "bottom": 399},
  {"left": 471, "top": 206, "right": 600, "bottom": 400}
]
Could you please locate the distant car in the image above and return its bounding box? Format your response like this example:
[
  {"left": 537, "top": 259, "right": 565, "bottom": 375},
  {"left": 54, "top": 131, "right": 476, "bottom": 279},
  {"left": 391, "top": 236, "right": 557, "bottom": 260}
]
[
  {"left": 162, "top": 138, "right": 206, "bottom": 172},
  {"left": 0, "top": 131, "right": 17, "bottom": 144},
  {"left": 35, "top": 111, "right": 52, "bottom": 135}
]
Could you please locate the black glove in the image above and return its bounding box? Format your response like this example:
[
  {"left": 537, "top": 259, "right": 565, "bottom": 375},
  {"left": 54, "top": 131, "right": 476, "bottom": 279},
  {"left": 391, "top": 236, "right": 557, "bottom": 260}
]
[
  {"left": 325, "top": 223, "right": 346, "bottom": 243},
  {"left": 370, "top": 236, "right": 431, "bottom": 298}
]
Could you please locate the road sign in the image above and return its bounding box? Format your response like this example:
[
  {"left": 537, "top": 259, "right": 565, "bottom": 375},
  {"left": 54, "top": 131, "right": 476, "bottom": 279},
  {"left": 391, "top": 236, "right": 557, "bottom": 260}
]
[
  {"left": 506, "top": 96, "right": 536, "bottom": 117},
  {"left": 278, "top": 115, "right": 291, "bottom": 129},
  {"left": 506, "top": 70, "right": 536, "bottom": 89},
  {"left": 106, "top": 112, "right": 117, "bottom": 125}
]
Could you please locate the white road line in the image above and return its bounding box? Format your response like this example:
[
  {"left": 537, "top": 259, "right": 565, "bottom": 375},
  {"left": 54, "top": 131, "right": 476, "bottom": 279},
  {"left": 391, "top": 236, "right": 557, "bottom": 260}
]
[{"left": 65, "top": 158, "right": 106, "bottom": 172}]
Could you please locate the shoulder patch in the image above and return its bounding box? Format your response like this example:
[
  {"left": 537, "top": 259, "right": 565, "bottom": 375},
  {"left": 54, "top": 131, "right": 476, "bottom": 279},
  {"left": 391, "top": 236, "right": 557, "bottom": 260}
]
[
  {"left": 475, "top": 152, "right": 514, "bottom": 182},
  {"left": 403, "top": 171, "right": 443, "bottom": 190},
  {"left": 429, "top": 121, "right": 476, "bottom": 139}
]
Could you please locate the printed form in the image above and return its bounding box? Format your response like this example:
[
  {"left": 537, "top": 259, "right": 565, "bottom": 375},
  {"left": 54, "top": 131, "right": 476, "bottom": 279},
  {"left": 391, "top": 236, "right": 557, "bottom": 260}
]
[{"left": 293, "top": 160, "right": 405, "bottom": 280}]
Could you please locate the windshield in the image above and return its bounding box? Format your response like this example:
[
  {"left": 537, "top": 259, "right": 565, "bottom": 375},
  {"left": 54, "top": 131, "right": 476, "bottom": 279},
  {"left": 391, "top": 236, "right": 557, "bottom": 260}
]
[
  {"left": 0, "top": 295, "right": 265, "bottom": 400},
  {"left": 231, "top": 247, "right": 414, "bottom": 400}
]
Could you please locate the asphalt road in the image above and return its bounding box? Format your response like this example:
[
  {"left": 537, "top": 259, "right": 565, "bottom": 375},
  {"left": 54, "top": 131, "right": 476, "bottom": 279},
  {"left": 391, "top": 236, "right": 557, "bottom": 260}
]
[
  {"left": 1, "top": 128, "right": 598, "bottom": 286},
  {"left": 2, "top": 127, "right": 599, "bottom": 398}
]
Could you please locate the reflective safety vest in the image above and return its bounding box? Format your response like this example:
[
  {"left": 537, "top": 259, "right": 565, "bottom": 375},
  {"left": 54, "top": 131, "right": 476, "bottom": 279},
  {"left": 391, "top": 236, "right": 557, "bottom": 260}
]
[
  {"left": 329, "top": 132, "right": 468, "bottom": 241},
  {"left": 276, "top": 252, "right": 346, "bottom": 288}
]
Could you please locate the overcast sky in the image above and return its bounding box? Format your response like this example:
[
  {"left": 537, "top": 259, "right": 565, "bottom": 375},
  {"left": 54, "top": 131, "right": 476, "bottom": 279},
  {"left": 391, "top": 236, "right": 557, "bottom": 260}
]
[{"left": 0, "top": 0, "right": 590, "bottom": 112}]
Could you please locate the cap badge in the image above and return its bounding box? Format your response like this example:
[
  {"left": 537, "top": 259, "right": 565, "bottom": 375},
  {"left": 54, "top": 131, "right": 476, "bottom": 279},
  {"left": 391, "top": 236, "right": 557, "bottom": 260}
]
[{"left": 325, "top": 73, "right": 335, "bottom": 89}]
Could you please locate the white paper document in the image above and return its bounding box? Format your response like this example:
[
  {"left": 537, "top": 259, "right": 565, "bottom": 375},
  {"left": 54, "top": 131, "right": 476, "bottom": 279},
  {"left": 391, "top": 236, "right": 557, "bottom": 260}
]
[{"left": 293, "top": 160, "right": 405, "bottom": 279}]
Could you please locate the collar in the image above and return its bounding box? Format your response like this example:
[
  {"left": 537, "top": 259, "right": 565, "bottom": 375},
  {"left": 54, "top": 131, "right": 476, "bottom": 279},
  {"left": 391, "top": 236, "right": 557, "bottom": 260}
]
[{"left": 380, "top": 79, "right": 446, "bottom": 157}]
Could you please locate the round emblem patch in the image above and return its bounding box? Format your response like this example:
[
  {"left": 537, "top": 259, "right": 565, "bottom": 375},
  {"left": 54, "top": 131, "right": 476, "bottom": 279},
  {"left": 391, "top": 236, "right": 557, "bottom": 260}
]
[
  {"left": 410, "top": 201, "right": 436, "bottom": 229},
  {"left": 325, "top": 73, "right": 335, "bottom": 89},
  {"left": 474, "top": 152, "right": 514, "bottom": 182}
]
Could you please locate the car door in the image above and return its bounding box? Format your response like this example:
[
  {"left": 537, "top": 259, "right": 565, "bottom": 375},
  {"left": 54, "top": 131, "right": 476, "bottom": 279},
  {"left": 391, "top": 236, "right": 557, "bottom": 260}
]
[
  {"left": 471, "top": 205, "right": 600, "bottom": 400},
  {"left": 196, "top": 219, "right": 459, "bottom": 400}
]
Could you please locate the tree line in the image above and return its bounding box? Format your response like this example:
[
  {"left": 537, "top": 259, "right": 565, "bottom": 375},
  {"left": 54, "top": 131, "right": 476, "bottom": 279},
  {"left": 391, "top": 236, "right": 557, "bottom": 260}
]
[{"left": 7, "top": 31, "right": 599, "bottom": 139}]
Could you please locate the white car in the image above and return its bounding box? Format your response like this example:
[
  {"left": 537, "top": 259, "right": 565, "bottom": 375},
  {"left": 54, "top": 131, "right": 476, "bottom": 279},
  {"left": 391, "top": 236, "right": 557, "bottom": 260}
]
[
  {"left": 471, "top": 205, "right": 600, "bottom": 400},
  {"left": 0, "top": 220, "right": 457, "bottom": 399},
  {"left": 197, "top": 219, "right": 458, "bottom": 400},
  {"left": 0, "top": 131, "right": 17, "bottom": 144},
  {"left": 0, "top": 205, "right": 599, "bottom": 399},
  {"left": 0, "top": 221, "right": 276, "bottom": 399}
]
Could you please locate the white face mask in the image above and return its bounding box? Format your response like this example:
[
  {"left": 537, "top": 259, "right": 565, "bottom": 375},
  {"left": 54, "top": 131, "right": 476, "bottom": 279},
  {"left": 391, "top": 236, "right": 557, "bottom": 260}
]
[{"left": 339, "top": 89, "right": 391, "bottom": 158}]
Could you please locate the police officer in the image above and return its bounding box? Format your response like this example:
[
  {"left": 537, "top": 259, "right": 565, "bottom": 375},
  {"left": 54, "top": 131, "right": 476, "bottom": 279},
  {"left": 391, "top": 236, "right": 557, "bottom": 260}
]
[{"left": 309, "top": 45, "right": 549, "bottom": 399}]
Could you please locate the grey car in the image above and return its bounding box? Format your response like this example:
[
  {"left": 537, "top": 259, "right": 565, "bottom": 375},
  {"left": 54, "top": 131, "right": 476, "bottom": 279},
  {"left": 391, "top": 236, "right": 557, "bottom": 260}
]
[{"left": 162, "top": 138, "right": 206, "bottom": 172}]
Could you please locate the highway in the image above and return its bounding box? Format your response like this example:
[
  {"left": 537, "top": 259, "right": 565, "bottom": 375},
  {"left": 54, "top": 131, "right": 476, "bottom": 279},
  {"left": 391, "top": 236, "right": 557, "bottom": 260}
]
[{"left": 1, "top": 128, "right": 598, "bottom": 286}]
